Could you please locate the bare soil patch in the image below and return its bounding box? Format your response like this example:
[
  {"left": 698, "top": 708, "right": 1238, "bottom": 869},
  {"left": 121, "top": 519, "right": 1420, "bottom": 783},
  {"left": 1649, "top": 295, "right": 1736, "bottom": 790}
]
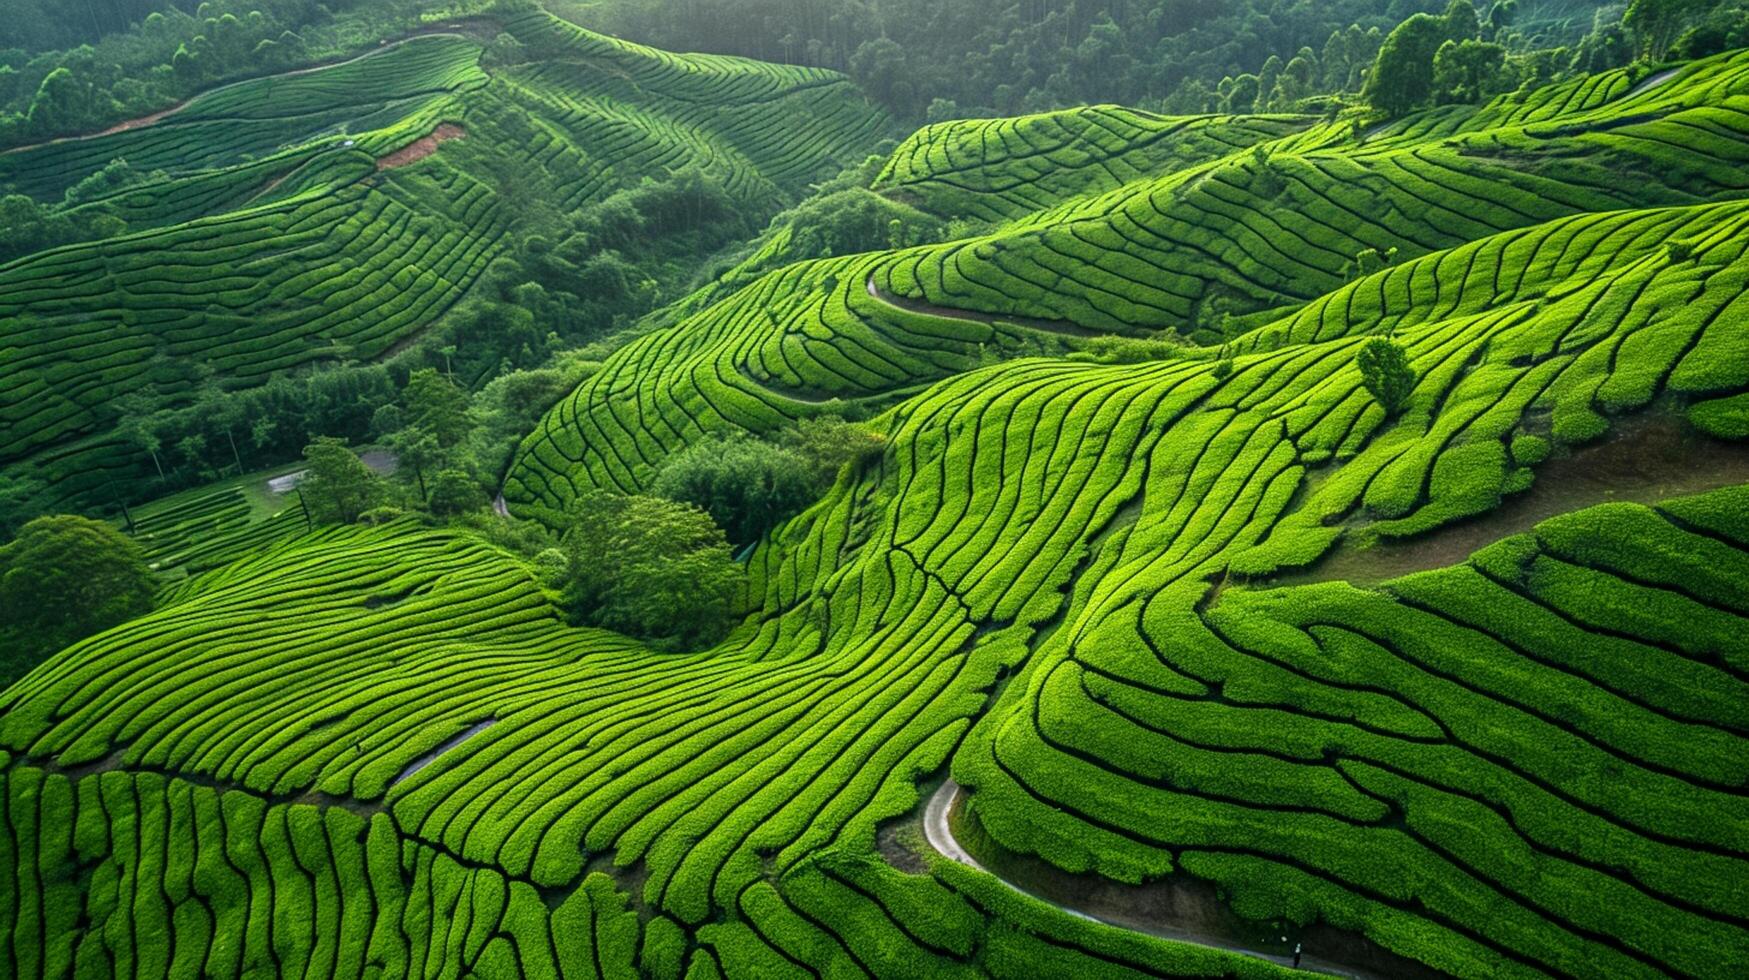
[
  {"left": 377, "top": 124, "right": 466, "bottom": 170},
  {"left": 1271, "top": 412, "right": 1749, "bottom": 589}
]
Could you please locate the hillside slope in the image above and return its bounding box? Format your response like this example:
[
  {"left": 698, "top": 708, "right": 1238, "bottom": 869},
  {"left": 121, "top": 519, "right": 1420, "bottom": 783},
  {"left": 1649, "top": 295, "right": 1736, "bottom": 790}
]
[
  {"left": 0, "top": 10, "right": 888, "bottom": 508},
  {"left": 503, "top": 48, "right": 1749, "bottom": 517},
  {"left": 6, "top": 32, "right": 1749, "bottom": 980}
]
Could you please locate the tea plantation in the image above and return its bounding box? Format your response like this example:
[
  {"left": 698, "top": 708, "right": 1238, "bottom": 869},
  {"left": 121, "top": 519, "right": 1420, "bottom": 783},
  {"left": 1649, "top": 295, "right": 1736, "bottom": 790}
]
[
  {"left": 5, "top": 6, "right": 1749, "bottom": 980},
  {"left": 0, "top": 8, "right": 888, "bottom": 509}
]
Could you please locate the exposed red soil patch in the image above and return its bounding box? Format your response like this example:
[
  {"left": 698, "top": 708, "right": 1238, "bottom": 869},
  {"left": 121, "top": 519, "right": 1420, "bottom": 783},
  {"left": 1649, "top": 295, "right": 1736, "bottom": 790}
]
[{"left": 376, "top": 124, "right": 466, "bottom": 170}]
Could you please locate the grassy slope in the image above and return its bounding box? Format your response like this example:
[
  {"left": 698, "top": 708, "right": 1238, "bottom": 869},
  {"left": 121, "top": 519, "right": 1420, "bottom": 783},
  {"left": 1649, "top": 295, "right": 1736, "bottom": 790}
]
[
  {"left": 503, "top": 47, "right": 1749, "bottom": 517},
  {"left": 6, "top": 41, "right": 1749, "bottom": 980},
  {"left": 0, "top": 10, "right": 889, "bottom": 509}
]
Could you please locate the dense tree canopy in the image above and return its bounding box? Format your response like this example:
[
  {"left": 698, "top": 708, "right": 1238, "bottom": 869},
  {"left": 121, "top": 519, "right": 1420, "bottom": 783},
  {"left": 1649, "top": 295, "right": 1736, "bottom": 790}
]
[
  {"left": 558, "top": 490, "right": 740, "bottom": 648},
  {"left": 649, "top": 435, "right": 819, "bottom": 547},
  {"left": 1364, "top": 2, "right": 1485, "bottom": 116},
  {"left": 1357, "top": 337, "right": 1417, "bottom": 416},
  {"left": 574, "top": 0, "right": 1437, "bottom": 118},
  {"left": 298, "top": 437, "right": 379, "bottom": 524},
  {"left": 0, "top": 514, "right": 156, "bottom": 687}
]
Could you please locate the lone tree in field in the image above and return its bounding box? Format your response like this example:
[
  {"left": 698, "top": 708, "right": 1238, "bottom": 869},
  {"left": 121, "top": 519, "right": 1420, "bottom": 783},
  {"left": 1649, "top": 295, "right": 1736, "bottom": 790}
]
[
  {"left": 560, "top": 491, "right": 740, "bottom": 648},
  {"left": 299, "top": 437, "right": 378, "bottom": 524},
  {"left": 1358, "top": 338, "right": 1417, "bottom": 416},
  {"left": 0, "top": 515, "right": 156, "bottom": 688}
]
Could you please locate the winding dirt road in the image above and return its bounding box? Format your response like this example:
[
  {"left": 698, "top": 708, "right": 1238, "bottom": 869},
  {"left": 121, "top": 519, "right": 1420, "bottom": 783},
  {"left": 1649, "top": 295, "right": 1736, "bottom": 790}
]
[
  {"left": 863, "top": 275, "right": 1098, "bottom": 338},
  {"left": 923, "top": 779, "right": 1386, "bottom": 978}
]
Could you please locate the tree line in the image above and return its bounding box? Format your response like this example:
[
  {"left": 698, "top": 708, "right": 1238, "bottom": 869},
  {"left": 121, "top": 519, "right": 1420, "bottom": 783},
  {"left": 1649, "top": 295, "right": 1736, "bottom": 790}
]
[
  {"left": 573, "top": 0, "right": 1746, "bottom": 123},
  {"left": 0, "top": 0, "right": 486, "bottom": 147},
  {"left": 1360, "top": 0, "right": 1747, "bottom": 118},
  {"left": 295, "top": 409, "right": 885, "bottom": 648}
]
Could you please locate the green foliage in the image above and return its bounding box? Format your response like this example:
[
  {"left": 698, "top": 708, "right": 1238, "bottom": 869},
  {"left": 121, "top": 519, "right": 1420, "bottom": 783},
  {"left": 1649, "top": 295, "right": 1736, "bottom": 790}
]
[
  {"left": 559, "top": 491, "right": 740, "bottom": 647},
  {"left": 297, "top": 437, "right": 378, "bottom": 525},
  {"left": 0, "top": 192, "right": 129, "bottom": 264},
  {"left": 579, "top": 0, "right": 1463, "bottom": 119},
  {"left": 649, "top": 436, "right": 816, "bottom": 547},
  {"left": 1625, "top": 0, "right": 1714, "bottom": 58},
  {"left": 0, "top": 471, "right": 48, "bottom": 540},
  {"left": 1688, "top": 391, "right": 1749, "bottom": 438},
  {"left": 1356, "top": 337, "right": 1416, "bottom": 416},
  {"left": 0, "top": 13, "right": 887, "bottom": 511},
  {"left": 1671, "top": 0, "right": 1749, "bottom": 58},
  {"left": 426, "top": 468, "right": 486, "bottom": 517},
  {"left": 1433, "top": 38, "right": 1513, "bottom": 103},
  {"left": 1509, "top": 432, "right": 1551, "bottom": 465},
  {"left": 0, "top": 0, "right": 484, "bottom": 144},
  {"left": 777, "top": 416, "right": 888, "bottom": 487},
  {"left": 0, "top": 514, "right": 154, "bottom": 687},
  {"left": 1366, "top": 14, "right": 1453, "bottom": 116},
  {"left": 401, "top": 369, "right": 471, "bottom": 449},
  {"left": 13, "top": 14, "right": 1749, "bottom": 980}
]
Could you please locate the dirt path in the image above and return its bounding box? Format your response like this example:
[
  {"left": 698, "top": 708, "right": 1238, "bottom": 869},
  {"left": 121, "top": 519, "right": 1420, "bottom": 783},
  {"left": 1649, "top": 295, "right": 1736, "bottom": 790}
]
[
  {"left": 1, "top": 32, "right": 471, "bottom": 158},
  {"left": 864, "top": 275, "right": 1098, "bottom": 338},
  {"left": 266, "top": 449, "right": 399, "bottom": 495},
  {"left": 389, "top": 719, "right": 495, "bottom": 787},
  {"left": 493, "top": 494, "right": 510, "bottom": 518},
  {"left": 1268, "top": 413, "right": 1749, "bottom": 589},
  {"left": 925, "top": 779, "right": 1422, "bottom": 979},
  {"left": 1625, "top": 67, "right": 1681, "bottom": 99}
]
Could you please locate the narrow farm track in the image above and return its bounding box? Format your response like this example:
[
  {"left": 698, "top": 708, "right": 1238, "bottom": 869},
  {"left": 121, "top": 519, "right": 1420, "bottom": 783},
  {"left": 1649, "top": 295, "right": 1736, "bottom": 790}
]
[
  {"left": 923, "top": 780, "right": 1377, "bottom": 979},
  {"left": 1625, "top": 67, "right": 1683, "bottom": 98},
  {"left": 864, "top": 273, "right": 1101, "bottom": 337}
]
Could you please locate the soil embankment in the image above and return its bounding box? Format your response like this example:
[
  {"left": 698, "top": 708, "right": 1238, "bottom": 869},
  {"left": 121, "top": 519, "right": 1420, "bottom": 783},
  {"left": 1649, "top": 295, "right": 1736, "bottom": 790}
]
[{"left": 377, "top": 124, "right": 467, "bottom": 170}]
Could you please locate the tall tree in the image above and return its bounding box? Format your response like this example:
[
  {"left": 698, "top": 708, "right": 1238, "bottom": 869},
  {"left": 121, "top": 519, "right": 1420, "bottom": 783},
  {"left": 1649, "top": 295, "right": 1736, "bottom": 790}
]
[
  {"left": 1357, "top": 338, "right": 1417, "bottom": 416},
  {"left": 1623, "top": 0, "right": 1709, "bottom": 59},
  {"left": 1364, "top": 13, "right": 1452, "bottom": 117},
  {"left": 402, "top": 368, "right": 472, "bottom": 448},
  {"left": 0, "top": 514, "right": 155, "bottom": 688},
  {"left": 560, "top": 491, "right": 740, "bottom": 648},
  {"left": 1433, "top": 38, "right": 1509, "bottom": 104},
  {"left": 298, "top": 437, "right": 378, "bottom": 524}
]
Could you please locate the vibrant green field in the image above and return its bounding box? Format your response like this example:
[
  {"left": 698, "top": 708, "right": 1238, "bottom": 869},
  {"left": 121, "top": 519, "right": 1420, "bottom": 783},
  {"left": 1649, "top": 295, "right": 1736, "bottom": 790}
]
[
  {"left": 0, "top": 10, "right": 888, "bottom": 510},
  {"left": 504, "top": 47, "right": 1749, "bottom": 516},
  {"left": 6, "top": 13, "right": 1749, "bottom": 980}
]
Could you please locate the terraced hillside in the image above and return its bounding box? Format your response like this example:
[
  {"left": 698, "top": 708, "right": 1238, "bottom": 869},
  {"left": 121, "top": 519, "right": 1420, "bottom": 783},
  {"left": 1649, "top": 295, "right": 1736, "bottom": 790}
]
[
  {"left": 0, "top": 9, "right": 888, "bottom": 509},
  {"left": 7, "top": 30, "right": 1749, "bottom": 980},
  {"left": 504, "top": 48, "right": 1749, "bottom": 516}
]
